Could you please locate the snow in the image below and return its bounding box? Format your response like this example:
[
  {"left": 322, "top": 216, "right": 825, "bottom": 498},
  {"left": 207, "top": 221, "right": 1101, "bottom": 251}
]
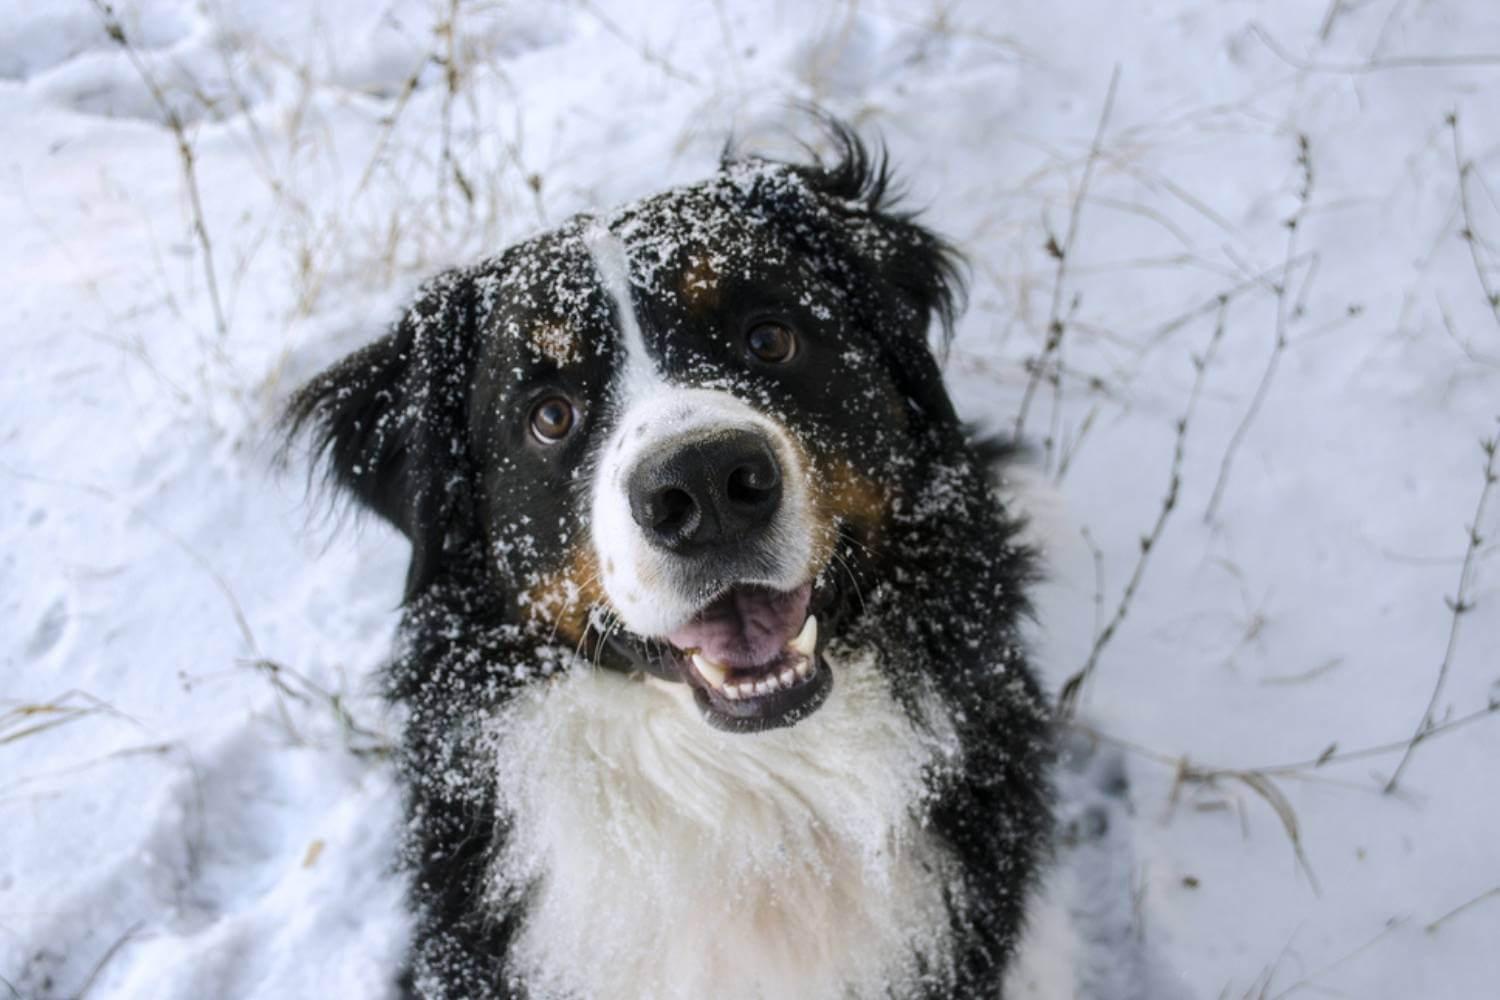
[{"left": 3, "top": 0, "right": 1499, "bottom": 997}]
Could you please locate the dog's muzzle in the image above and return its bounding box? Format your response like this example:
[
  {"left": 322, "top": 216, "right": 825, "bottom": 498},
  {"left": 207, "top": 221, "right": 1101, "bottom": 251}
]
[{"left": 592, "top": 402, "right": 834, "bottom": 732}]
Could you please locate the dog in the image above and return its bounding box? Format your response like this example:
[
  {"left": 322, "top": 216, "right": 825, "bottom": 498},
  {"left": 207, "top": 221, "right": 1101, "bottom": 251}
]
[{"left": 287, "top": 120, "right": 1052, "bottom": 1000}]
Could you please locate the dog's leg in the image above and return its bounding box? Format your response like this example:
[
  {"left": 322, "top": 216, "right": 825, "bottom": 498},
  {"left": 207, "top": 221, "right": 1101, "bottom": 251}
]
[{"left": 925, "top": 707, "right": 1054, "bottom": 999}]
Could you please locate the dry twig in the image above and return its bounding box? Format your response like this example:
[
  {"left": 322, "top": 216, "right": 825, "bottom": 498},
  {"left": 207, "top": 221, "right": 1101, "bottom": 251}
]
[
  {"left": 1058, "top": 299, "right": 1228, "bottom": 716},
  {"left": 89, "top": 0, "right": 228, "bottom": 341},
  {"left": 1204, "top": 135, "right": 1312, "bottom": 523},
  {"left": 1013, "top": 66, "right": 1120, "bottom": 457},
  {"left": 0, "top": 691, "right": 137, "bottom": 747},
  {"left": 1253, "top": 23, "right": 1500, "bottom": 74},
  {"left": 243, "top": 658, "right": 390, "bottom": 757},
  {"left": 1385, "top": 430, "right": 1498, "bottom": 792},
  {"left": 1447, "top": 112, "right": 1500, "bottom": 334},
  {"left": 1425, "top": 885, "right": 1500, "bottom": 934}
]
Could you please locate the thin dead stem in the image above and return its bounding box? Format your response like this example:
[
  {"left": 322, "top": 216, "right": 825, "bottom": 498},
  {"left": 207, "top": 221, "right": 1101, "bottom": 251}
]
[
  {"left": 1076, "top": 692, "right": 1500, "bottom": 899},
  {"left": 0, "top": 463, "right": 387, "bottom": 755},
  {"left": 1013, "top": 66, "right": 1120, "bottom": 456},
  {"left": 352, "top": 53, "right": 431, "bottom": 201},
  {"left": 1058, "top": 298, "right": 1228, "bottom": 717},
  {"left": 243, "top": 659, "right": 390, "bottom": 757},
  {"left": 1448, "top": 112, "right": 1500, "bottom": 334},
  {"left": 1142, "top": 252, "right": 1315, "bottom": 350},
  {"left": 0, "top": 690, "right": 139, "bottom": 747},
  {"left": 1385, "top": 429, "right": 1498, "bottom": 793},
  {"left": 1266, "top": 917, "right": 1407, "bottom": 999},
  {"left": 1204, "top": 135, "right": 1312, "bottom": 524},
  {"left": 435, "top": 0, "right": 475, "bottom": 227},
  {"left": 90, "top": 0, "right": 228, "bottom": 341},
  {"left": 1252, "top": 22, "right": 1500, "bottom": 74},
  {"left": 73, "top": 921, "right": 146, "bottom": 1000},
  {"left": 1082, "top": 698, "right": 1499, "bottom": 786},
  {"left": 576, "top": 0, "right": 702, "bottom": 86},
  {"left": 1425, "top": 885, "right": 1500, "bottom": 934}
]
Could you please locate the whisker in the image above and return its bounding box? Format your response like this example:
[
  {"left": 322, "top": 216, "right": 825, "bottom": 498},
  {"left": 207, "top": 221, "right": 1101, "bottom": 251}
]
[{"left": 830, "top": 548, "right": 868, "bottom": 618}]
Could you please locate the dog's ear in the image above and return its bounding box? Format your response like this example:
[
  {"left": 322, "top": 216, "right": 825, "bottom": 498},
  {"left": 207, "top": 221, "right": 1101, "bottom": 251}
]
[
  {"left": 285, "top": 269, "right": 478, "bottom": 600},
  {"left": 799, "top": 120, "right": 967, "bottom": 431},
  {"left": 731, "top": 116, "right": 968, "bottom": 432}
]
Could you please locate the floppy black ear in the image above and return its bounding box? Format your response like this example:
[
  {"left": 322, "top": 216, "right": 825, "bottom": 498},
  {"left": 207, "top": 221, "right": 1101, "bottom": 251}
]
[
  {"left": 285, "top": 269, "right": 478, "bottom": 600},
  {"left": 736, "top": 116, "right": 968, "bottom": 432}
]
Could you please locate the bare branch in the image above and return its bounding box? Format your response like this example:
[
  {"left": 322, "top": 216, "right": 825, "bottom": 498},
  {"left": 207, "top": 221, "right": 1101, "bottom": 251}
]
[
  {"left": 1253, "top": 23, "right": 1500, "bottom": 74},
  {"left": 1425, "top": 886, "right": 1500, "bottom": 934},
  {"left": 1014, "top": 66, "right": 1120, "bottom": 453},
  {"left": 1058, "top": 298, "right": 1227, "bottom": 716},
  {"left": 1205, "top": 135, "right": 1313, "bottom": 523},
  {"left": 1385, "top": 429, "right": 1498, "bottom": 793},
  {"left": 89, "top": 0, "right": 228, "bottom": 340},
  {"left": 1448, "top": 112, "right": 1500, "bottom": 334}
]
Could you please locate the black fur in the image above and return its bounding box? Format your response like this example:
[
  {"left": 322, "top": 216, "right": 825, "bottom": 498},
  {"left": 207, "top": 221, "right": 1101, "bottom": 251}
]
[
  {"left": 287, "top": 118, "right": 1052, "bottom": 999},
  {"left": 285, "top": 269, "right": 480, "bottom": 600}
]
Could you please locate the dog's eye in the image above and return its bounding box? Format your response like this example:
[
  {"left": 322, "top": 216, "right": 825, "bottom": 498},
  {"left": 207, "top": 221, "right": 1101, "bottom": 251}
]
[
  {"left": 529, "top": 396, "right": 576, "bottom": 443},
  {"left": 746, "top": 321, "right": 797, "bottom": 364}
]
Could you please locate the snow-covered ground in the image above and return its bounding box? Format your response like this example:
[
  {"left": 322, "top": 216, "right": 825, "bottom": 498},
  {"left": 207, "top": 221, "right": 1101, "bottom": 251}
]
[{"left": 4, "top": 1, "right": 1499, "bottom": 996}]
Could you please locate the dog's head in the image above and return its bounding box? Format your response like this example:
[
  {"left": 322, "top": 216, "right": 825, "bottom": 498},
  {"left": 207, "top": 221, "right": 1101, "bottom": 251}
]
[{"left": 288, "top": 121, "right": 964, "bottom": 732}]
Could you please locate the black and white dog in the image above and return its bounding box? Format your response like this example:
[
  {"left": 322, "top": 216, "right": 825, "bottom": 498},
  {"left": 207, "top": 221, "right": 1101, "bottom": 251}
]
[{"left": 288, "top": 121, "right": 1052, "bottom": 1000}]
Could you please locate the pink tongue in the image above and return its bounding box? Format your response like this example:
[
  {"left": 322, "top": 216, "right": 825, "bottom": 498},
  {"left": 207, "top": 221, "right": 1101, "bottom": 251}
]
[{"left": 666, "top": 584, "right": 812, "bottom": 669}]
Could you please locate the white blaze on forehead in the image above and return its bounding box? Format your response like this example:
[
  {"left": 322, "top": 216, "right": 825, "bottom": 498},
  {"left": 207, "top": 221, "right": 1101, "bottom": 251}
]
[{"left": 583, "top": 220, "right": 662, "bottom": 397}]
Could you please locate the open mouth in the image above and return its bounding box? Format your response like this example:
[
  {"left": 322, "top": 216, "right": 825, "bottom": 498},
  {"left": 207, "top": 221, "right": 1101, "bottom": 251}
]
[
  {"left": 604, "top": 581, "right": 835, "bottom": 732},
  {"left": 667, "top": 582, "right": 832, "bottom": 732}
]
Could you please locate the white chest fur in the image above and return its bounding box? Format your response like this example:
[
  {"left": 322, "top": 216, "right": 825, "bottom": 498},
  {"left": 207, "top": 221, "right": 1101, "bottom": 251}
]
[{"left": 488, "top": 652, "right": 958, "bottom": 1000}]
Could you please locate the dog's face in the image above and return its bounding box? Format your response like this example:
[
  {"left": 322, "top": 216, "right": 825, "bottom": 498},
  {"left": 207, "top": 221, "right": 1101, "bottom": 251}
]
[{"left": 290, "top": 128, "right": 962, "bottom": 733}]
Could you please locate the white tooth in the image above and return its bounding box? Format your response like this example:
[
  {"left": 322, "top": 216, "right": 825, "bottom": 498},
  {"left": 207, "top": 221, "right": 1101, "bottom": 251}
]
[
  {"left": 794, "top": 657, "right": 812, "bottom": 679},
  {"left": 755, "top": 679, "right": 773, "bottom": 696},
  {"left": 723, "top": 685, "right": 741, "bottom": 701},
  {"left": 691, "top": 653, "right": 729, "bottom": 689},
  {"left": 734, "top": 683, "right": 753, "bottom": 699},
  {"left": 779, "top": 668, "right": 796, "bottom": 687},
  {"left": 789, "top": 615, "right": 818, "bottom": 659}
]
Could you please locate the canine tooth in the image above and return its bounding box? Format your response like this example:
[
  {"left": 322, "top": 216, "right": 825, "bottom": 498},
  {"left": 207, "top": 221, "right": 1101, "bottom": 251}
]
[
  {"left": 691, "top": 653, "right": 729, "bottom": 689},
  {"left": 789, "top": 615, "right": 818, "bottom": 659},
  {"left": 779, "top": 668, "right": 796, "bottom": 687},
  {"left": 794, "top": 657, "right": 812, "bottom": 679}
]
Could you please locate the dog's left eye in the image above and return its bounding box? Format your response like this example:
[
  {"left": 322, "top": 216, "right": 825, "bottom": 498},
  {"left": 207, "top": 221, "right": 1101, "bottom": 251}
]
[
  {"left": 746, "top": 321, "right": 797, "bottom": 364},
  {"left": 529, "top": 396, "right": 576, "bottom": 443}
]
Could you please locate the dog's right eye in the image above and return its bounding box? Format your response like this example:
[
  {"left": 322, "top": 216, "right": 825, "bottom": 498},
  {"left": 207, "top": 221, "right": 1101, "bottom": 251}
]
[
  {"left": 746, "top": 321, "right": 797, "bottom": 364},
  {"left": 529, "top": 396, "right": 576, "bottom": 443}
]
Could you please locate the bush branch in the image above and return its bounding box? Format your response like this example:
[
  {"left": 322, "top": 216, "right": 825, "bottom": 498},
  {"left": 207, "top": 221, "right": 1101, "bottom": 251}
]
[
  {"left": 1014, "top": 66, "right": 1119, "bottom": 453},
  {"left": 1204, "top": 135, "right": 1312, "bottom": 523},
  {"left": 1058, "top": 298, "right": 1227, "bottom": 717},
  {"left": 1448, "top": 111, "right": 1500, "bottom": 334},
  {"left": 1384, "top": 429, "right": 1498, "bottom": 793},
  {"left": 90, "top": 0, "right": 228, "bottom": 340}
]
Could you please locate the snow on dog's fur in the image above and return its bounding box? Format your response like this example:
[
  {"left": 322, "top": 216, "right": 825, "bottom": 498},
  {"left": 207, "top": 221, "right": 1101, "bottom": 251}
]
[{"left": 287, "top": 118, "right": 1053, "bottom": 999}]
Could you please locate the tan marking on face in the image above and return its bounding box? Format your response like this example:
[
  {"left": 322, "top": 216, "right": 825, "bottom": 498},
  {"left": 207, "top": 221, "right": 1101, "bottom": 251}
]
[
  {"left": 810, "top": 456, "right": 891, "bottom": 561},
  {"left": 678, "top": 253, "right": 720, "bottom": 311},
  {"left": 531, "top": 321, "right": 582, "bottom": 366},
  {"left": 519, "top": 545, "right": 604, "bottom": 646}
]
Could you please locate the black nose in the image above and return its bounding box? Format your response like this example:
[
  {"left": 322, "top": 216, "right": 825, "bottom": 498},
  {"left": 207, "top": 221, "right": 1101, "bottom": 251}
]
[{"left": 628, "top": 429, "right": 783, "bottom": 553}]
